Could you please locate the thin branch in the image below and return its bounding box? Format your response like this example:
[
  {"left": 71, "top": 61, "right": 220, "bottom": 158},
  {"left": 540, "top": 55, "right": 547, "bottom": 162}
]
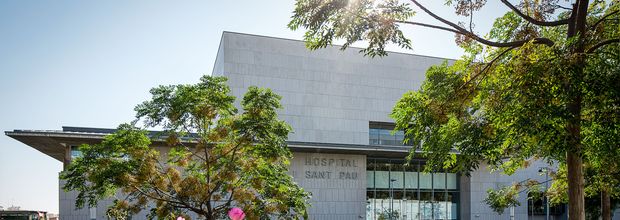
[
  {"left": 456, "top": 46, "right": 518, "bottom": 112},
  {"left": 409, "top": 0, "right": 555, "bottom": 48},
  {"left": 395, "top": 20, "right": 461, "bottom": 34},
  {"left": 500, "top": 0, "right": 570, "bottom": 26},
  {"left": 213, "top": 176, "right": 245, "bottom": 213},
  {"left": 587, "top": 38, "right": 620, "bottom": 53},
  {"left": 590, "top": 10, "right": 620, "bottom": 30},
  {"left": 459, "top": 46, "right": 518, "bottom": 92},
  {"left": 469, "top": 0, "right": 474, "bottom": 32},
  {"left": 516, "top": 179, "right": 554, "bottom": 194},
  {"left": 553, "top": 4, "right": 573, "bottom": 11}
]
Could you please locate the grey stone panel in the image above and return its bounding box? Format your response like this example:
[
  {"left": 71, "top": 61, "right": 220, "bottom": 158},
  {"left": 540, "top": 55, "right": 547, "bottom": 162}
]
[
  {"left": 214, "top": 32, "right": 449, "bottom": 145},
  {"left": 289, "top": 152, "right": 367, "bottom": 219},
  {"left": 60, "top": 180, "right": 182, "bottom": 220}
]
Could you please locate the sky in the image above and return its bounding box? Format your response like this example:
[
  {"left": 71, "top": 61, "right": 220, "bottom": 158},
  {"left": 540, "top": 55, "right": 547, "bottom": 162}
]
[{"left": 0, "top": 0, "right": 509, "bottom": 213}]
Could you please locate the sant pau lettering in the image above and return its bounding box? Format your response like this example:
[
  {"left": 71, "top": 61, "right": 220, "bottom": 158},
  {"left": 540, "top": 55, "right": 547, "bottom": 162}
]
[{"left": 304, "top": 157, "right": 359, "bottom": 180}]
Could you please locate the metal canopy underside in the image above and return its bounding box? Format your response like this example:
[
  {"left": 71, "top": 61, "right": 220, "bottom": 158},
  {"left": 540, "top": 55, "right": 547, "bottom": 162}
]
[{"left": 5, "top": 129, "right": 105, "bottom": 162}]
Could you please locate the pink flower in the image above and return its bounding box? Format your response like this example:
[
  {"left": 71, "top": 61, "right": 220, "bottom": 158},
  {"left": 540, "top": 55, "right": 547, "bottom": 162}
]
[
  {"left": 176, "top": 216, "right": 185, "bottom": 220},
  {"left": 228, "top": 207, "right": 245, "bottom": 220}
]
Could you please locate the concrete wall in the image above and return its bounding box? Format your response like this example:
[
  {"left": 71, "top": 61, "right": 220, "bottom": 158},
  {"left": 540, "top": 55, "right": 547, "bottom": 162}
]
[
  {"left": 289, "top": 152, "right": 367, "bottom": 220},
  {"left": 59, "top": 179, "right": 113, "bottom": 220},
  {"left": 213, "top": 32, "right": 448, "bottom": 145},
  {"left": 59, "top": 179, "right": 90, "bottom": 220}
]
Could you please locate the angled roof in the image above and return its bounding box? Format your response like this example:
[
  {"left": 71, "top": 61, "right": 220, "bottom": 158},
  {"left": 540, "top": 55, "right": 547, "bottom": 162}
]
[{"left": 6, "top": 126, "right": 427, "bottom": 162}]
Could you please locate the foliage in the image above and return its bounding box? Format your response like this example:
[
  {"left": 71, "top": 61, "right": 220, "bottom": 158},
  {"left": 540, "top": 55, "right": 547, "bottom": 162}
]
[
  {"left": 483, "top": 179, "right": 543, "bottom": 214},
  {"left": 376, "top": 209, "right": 399, "bottom": 220},
  {"left": 290, "top": 0, "right": 619, "bottom": 219},
  {"left": 484, "top": 185, "right": 521, "bottom": 215},
  {"left": 289, "top": 0, "right": 415, "bottom": 57},
  {"left": 60, "top": 76, "right": 310, "bottom": 220}
]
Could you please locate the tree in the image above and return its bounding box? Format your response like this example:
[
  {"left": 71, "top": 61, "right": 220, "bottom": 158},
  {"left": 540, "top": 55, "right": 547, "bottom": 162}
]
[
  {"left": 289, "top": 1, "right": 619, "bottom": 220},
  {"left": 60, "top": 76, "right": 310, "bottom": 220}
]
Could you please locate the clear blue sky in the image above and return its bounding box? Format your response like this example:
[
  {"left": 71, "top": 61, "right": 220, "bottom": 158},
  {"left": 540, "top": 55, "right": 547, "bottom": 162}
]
[{"left": 0, "top": 0, "right": 507, "bottom": 213}]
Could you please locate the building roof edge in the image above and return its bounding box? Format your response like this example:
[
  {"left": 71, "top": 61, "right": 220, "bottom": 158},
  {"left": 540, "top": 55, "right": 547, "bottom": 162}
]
[{"left": 220, "top": 31, "right": 458, "bottom": 61}]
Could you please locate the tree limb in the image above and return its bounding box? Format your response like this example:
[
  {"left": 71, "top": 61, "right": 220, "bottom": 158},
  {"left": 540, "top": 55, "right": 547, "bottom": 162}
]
[
  {"left": 587, "top": 39, "right": 620, "bottom": 53},
  {"left": 456, "top": 46, "right": 518, "bottom": 112},
  {"left": 575, "top": 0, "right": 590, "bottom": 39},
  {"left": 500, "top": 0, "right": 570, "bottom": 26},
  {"left": 590, "top": 10, "right": 619, "bottom": 30},
  {"left": 459, "top": 46, "right": 518, "bottom": 91},
  {"left": 553, "top": 4, "right": 573, "bottom": 11},
  {"left": 395, "top": 20, "right": 462, "bottom": 34},
  {"left": 409, "top": 0, "right": 555, "bottom": 47}
]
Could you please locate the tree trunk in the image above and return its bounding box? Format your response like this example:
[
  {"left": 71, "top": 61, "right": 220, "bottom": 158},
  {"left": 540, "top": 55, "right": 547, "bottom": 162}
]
[
  {"left": 602, "top": 189, "right": 611, "bottom": 220},
  {"left": 565, "top": 49, "right": 586, "bottom": 220},
  {"left": 567, "top": 151, "right": 585, "bottom": 220},
  {"left": 565, "top": 1, "right": 589, "bottom": 219}
]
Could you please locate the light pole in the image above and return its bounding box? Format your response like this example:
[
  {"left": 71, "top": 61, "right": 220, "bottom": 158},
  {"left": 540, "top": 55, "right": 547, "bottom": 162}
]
[
  {"left": 402, "top": 197, "right": 407, "bottom": 220},
  {"left": 389, "top": 178, "right": 397, "bottom": 220},
  {"left": 538, "top": 167, "right": 550, "bottom": 220}
]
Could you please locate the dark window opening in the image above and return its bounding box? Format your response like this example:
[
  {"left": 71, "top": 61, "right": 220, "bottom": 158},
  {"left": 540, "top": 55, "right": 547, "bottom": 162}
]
[
  {"left": 527, "top": 192, "right": 565, "bottom": 216},
  {"left": 369, "top": 122, "right": 413, "bottom": 146},
  {"left": 70, "top": 145, "right": 82, "bottom": 159}
]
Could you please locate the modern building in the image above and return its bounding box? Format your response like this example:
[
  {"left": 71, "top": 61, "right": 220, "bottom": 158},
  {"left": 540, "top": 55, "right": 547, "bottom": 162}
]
[{"left": 7, "top": 32, "right": 612, "bottom": 220}]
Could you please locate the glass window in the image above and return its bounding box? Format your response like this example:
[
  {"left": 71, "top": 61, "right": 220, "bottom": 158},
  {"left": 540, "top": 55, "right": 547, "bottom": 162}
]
[
  {"left": 420, "top": 173, "right": 432, "bottom": 189},
  {"left": 404, "top": 171, "right": 418, "bottom": 189},
  {"left": 375, "top": 171, "right": 390, "bottom": 189},
  {"left": 70, "top": 145, "right": 82, "bottom": 159},
  {"left": 369, "top": 122, "right": 414, "bottom": 146},
  {"left": 379, "top": 129, "right": 393, "bottom": 145},
  {"left": 447, "top": 192, "right": 459, "bottom": 220},
  {"left": 367, "top": 160, "right": 375, "bottom": 188},
  {"left": 527, "top": 191, "right": 565, "bottom": 216},
  {"left": 446, "top": 173, "right": 458, "bottom": 190},
  {"left": 433, "top": 173, "right": 446, "bottom": 190},
  {"left": 369, "top": 129, "right": 380, "bottom": 145},
  {"left": 434, "top": 192, "right": 447, "bottom": 220},
  {"left": 528, "top": 192, "right": 545, "bottom": 215},
  {"left": 367, "top": 158, "right": 459, "bottom": 220},
  {"left": 375, "top": 191, "right": 391, "bottom": 219},
  {"left": 391, "top": 162, "right": 404, "bottom": 189},
  {"left": 367, "top": 191, "right": 376, "bottom": 220},
  {"left": 375, "top": 161, "right": 391, "bottom": 189},
  {"left": 367, "top": 171, "right": 375, "bottom": 188},
  {"left": 394, "top": 130, "right": 405, "bottom": 145},
  {"left": 420, "top": 191, "right": 433, "bottom": 220},
  {"left": 404, "top": 190, "right": 419, "bottom": 220},
  {"left": 392, "top": 190, "right": 404, "bottom": 219},
  {"left": 404, "top": 163, "right": 419, "bottom": 189}
]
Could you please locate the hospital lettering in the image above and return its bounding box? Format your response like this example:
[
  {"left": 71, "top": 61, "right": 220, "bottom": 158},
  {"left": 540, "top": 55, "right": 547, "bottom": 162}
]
[
  {"left": 304, "top": 157, "right": 358, "bottom": 167},
  {"left": 303, "top": 156, "right": 359, "bottom": 180}
]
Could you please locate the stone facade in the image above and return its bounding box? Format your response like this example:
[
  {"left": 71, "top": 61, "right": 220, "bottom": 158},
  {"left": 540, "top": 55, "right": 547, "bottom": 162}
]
[
  {"left": 289, "top": 152, "right": 367, "bottom": 220},
  {"left": 213, "top": 32, "right": 447, "bottom": 146}
]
